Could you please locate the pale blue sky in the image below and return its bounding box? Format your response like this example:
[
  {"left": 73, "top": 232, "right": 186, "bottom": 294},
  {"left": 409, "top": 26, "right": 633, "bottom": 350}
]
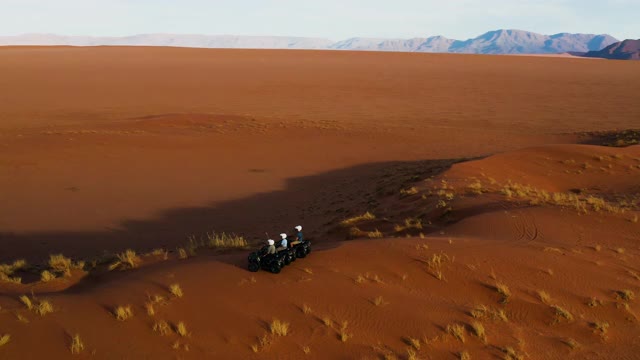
[{"left": 1, "top": 0, "right": 638, "bottom": 40}]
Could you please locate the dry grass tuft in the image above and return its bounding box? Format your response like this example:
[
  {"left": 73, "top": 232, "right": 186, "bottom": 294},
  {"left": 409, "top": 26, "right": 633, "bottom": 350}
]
[
  {"left": 502, "top": 346, "right": 524, "bottom": 360},
  {"left": 372, "top": 296, "right": 387, "bottom": 307},
  {"left": 207, "top": 232, "right": 248, "bottom": 248},
  {"left": 543, "top": 247, "right": 563, "bottom": 254},
  {"left": 322, "top": 316, "right": 333, "bottom": 327},
  {"left": 150, "top": 248, "right": 169, "bottom": 259},
  {"left": 426, "top": 252, "right": 451, "bottom": 281},
  {"left": 114, "top": 305, "right": 133, "bottom": 321},
  {"left": 592, "top": 321, "right": 609, "bottom": 337},
  {"left": 15, "top": 314, "right": 29, "bottom": 323},
  {"left": 114, "top": 249, "right": 140, "bottom": 270},
  {"left": 175, "top": 321, "right": 189, "bottom": 337},
  {"left": 587, "top": 297, "right": 603, "bottom": 307},
  {"left": 470, "top": 321, "right": 486, "bottom": 343},
  {"left": 169, "top": 283, "right": 184, "bottom": 298},
  {"left": 338, "top": 321, "right": 352, "bottom": 342},
  {"left": 406, "top": 348, "right": 418, "bottom": 360},
  {"left": 20, "top": 295, "right": 53, "bottom": 316},
  {"left": 545, "top": 268, "right": 554, "bottom": 276},
  {"left": 177, "top": 247, "right": 188, "bottom": 259},
  {"left": 259, "top": 333, "right": 272, "bottom": 348},
  {"left": 470, "top": 304, "right": 508, "bottom": 322},
  {"left": 416, "top": 243, "right": 429, "bottom": 251},
  {"left": 395, "top": 218, "right": 424, "bottom": 232},
  {"left": 0, "top": 272, "right": 22, "bottom": 284},
  {"left": 40, "top": 270, "right": 56, "bottom": 282},
  {"left": 171, "top": 340, "right": 189, "bottom": 351},
  {"left": 538, "top": 290, "right": 551, "bottom": 305},
  {"left": 302, "top": 345, "right": 311, "bottom": 354},
  {"left": 400, "top": 187, "right": 419, "bottom": 196},
  {"left": 348, "top": 227, "right": 367, "bottom": 239},
  {"left": 0, "top": 260, "right": 27, "bottom": 284},
  {"left": 149, "top": 294, "right": 166, "bottom": 305},
  {"left": 302, "top": 304, "right": 312, "bottom": 315},
  {"left": 405, "top": 337, "right": 421, "bottom": 350},
  {"left": 562, "top": 338, "right": 579, "bottom": 349},
  {"left": 552, "top": 305, "right": 574, "bottom": 323},
  {"left": 341, "top": 212, "right": 376, "bottom": 226},
  {"left": 446, "top": 324, "right": 466, "bottom": 343},
  {"left": 500, "top": 181, "right": 627, "bottom": 214},
  {"left": 616, "top": 289, "right": 635, "bottom": 301},
  {"left": 367, "top": 229, "right": 384, "bottom": 238},
  {"left": 459, "top": 351, "right": 471, "bottom": 360},
  {"left": 495, "top": 282, "right": 511, "bottom": 304},
  {"left": 153, "top": 320, "right": 171, "bottom": 335},
  {"left": 0, "top": 334, "right": 10, "bottom": 347},
  {"left": 70, "top": 334, "right": 84, "bottom": 354},
  {"left": 35, "top": 300, "right": 54, "bottom": 316},
  {"left": 49, "top": 254, "right": 73, "bottom": 276},
  {"left": 145, "top": 302, "right": 155, "bottom": 316},
  {"left": 19, "top": 295, "right": 33, "bottom": 310},
  {"left": 467, "top": 180, "right": 485, "bottom": 194},
  {"left": 270, "top": 319, "right": 289, "bottom": 336},
  {"left": 383, "top": 352, "right": 398, "bottom": 360}
]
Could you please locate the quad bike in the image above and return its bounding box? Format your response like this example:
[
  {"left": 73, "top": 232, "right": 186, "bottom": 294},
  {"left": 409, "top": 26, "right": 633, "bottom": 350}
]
[
  {"left": 291, "top": 239, "right": 311, "bottom": 258},
  {"left": 247, "top": 240, "right": 312, "bottom": 273},
  {"left": 247, "top": 247, "right": 287, "bottom": 273}
]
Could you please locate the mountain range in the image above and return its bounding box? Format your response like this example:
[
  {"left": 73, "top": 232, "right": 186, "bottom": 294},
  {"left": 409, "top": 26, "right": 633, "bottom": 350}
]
[
  {"left": 0, "top": 30, "right": 619, "bottom": 55},
  {"left": 584, "top": 39, "right": 640, "bottom": 60}
]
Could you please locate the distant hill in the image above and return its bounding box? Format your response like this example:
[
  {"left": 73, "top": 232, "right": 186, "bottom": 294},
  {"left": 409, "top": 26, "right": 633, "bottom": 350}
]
[
  {"left": 333, "top": 30, "right": 618, "bottom": 54},
  {"left": 0, "top": 33, "right": 334, "bottom": 50},
  {"left": 584, "top": 39, "right": 640, "bottom": 60},
  {"left": 0, "top": 30, "right": 618, "bottom": 55}
]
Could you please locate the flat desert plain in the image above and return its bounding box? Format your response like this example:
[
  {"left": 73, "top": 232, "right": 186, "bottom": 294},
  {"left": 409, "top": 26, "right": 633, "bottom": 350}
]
[{"left": 0, "top": 46, "right": 639, "bottom": 359}]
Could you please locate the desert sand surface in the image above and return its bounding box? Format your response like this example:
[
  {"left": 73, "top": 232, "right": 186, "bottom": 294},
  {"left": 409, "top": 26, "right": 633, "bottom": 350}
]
[{"left": 0, "top": 46, "right": 639, "bottom": 359}]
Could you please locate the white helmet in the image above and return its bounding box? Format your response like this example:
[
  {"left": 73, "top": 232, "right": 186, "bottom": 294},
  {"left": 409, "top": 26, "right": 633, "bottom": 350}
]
[
  {"left": 295, "top": 225, "right": 302, "bottom": 231},
  {"left": 267, "top": 239, "right": 274, "bottom": 245},
  {"left": 280, "top": 233, "right": 287, "bottom": 239}
]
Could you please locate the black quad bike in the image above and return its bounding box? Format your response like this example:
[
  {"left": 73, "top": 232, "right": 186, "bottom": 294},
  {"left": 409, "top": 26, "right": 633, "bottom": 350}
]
[
  {"left": 247, "top": 248, "right": 286, "bottom": 273},
  {"left": 292, "top": 239, "right": 311, "bottom": 258},
  {"left": 247, "top": 240, "right": 312, "bottom": 273}
]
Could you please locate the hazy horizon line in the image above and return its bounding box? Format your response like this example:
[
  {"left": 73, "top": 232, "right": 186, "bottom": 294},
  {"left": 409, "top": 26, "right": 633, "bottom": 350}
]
[{"left": 2, "top": 28, "right": 632, "bottom": 42}]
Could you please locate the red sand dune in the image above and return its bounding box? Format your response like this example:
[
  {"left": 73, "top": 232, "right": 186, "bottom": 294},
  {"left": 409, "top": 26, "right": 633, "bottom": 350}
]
[{"left": 0, "top": 47, "right": 639, "bottom": 359}]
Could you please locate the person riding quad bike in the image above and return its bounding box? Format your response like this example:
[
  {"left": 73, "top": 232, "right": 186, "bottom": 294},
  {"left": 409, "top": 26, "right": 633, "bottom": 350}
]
[
  {"left": 247, "top": 239, "right": 286, "bottom": 273},
  {"left": 266, "top": 239, "right": 276, "bottom": 254},
  {"left": 290, "top": 225, "right": 303, "bottom": 246},
  {"left": 277, "top": 233, "right": 297, "bottom": 264},
  {"left": 277, "top": 233, "right": 288, "bottom": 251},
  {"left": 287, "top": 225, "right": 310, "bottom": 258}
]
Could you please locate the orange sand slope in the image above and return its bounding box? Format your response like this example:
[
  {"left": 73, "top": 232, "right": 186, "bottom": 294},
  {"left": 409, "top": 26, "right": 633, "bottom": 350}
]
[
  {"left": 1, "top": 47, "right": 639, "bottom": 262},
  {"left": 0, "top": 47, "right": 639, "bottom": 359},
  {"left": 1, "top": 144, "right": 639, "bottom": 359}
]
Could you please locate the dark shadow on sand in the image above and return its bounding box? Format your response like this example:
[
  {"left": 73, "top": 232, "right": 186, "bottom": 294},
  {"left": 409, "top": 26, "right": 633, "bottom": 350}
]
[{"left": 1, "top": 157, "right": 483, "bottom": 291}]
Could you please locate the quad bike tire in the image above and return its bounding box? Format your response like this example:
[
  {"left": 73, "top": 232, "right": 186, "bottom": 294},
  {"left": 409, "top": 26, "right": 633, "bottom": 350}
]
[
  {"left": 248, "top": 262, "right": 260, "bottom": 272},
  {"left": 269, "top": 262, "right": 282, "bottom": 274}
]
